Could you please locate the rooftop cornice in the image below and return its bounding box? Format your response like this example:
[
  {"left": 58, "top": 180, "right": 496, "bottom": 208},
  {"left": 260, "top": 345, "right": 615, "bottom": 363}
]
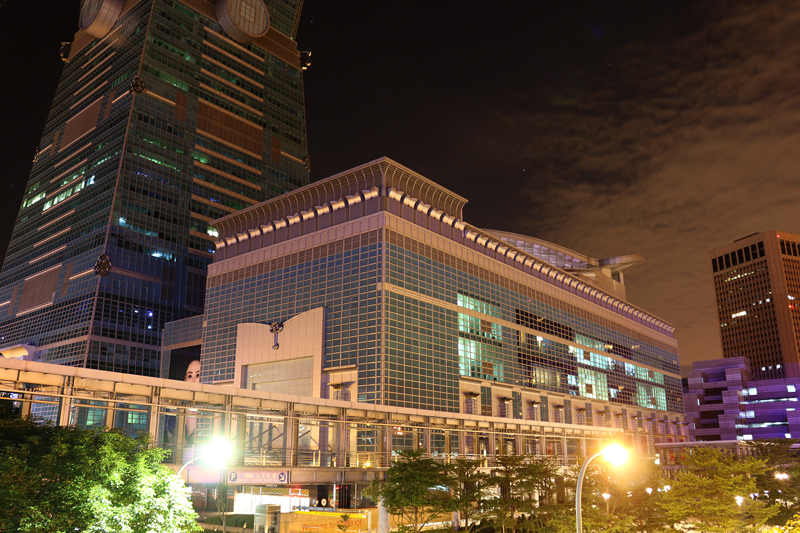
[
  {"left": 213, "top": 156, "right": 467, "bottom": 240},
  {"left": 212, "top": 159, "right": 674, "bottom": 337}
]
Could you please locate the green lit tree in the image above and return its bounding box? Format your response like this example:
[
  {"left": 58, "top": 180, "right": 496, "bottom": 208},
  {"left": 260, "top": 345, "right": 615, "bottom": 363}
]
[
  {"left": 0, "top": 416, "right": 199, "bottom": 533},
  {"left": 657, "top": 447, "right": 779, "bottom": 532},
  {"left": 581, "top": 456, "right": 669, "bottom": 532},
  {"left": 773, "top": 512, "right": 800, "bottom": 532},
  {"left": 751, "top": 439, "right": 800, "bottom": 524},
  {"left": 365, "top": 449, "right": 452, "bottom": 533}
]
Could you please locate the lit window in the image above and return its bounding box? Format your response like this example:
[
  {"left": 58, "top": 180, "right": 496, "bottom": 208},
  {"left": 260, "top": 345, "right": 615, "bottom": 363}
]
[{"left": 789, "top": 385, "right": 797, "bottom": 393}]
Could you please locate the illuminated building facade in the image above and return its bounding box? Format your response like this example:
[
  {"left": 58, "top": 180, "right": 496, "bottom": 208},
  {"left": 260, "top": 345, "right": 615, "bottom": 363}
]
[
  {"left": 172, "top": 157, "right": 687, "bottom": 457},
  {"left": 710, "top": 231, "right": 800, "bottom": 380},
  {"left": 0, "top": 0, "right": 309, "bottom": 375},
  {"left": 684, "top": 357, "right": 800, "bottom": 441}
]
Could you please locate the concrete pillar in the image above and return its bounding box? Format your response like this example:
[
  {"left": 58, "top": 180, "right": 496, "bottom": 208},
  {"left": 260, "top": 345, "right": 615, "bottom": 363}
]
[
  {"left": 285, "top": 410, "right": 297, "bottom": 467},
  {"left": 147, "top": 393, "right": 160, "bottom": 438},
  {"left": 378, "top": 499, "right": 390, "bottom": 533},
  {"left": 104, "top": 398, "right": 116, "bottom": 429}
]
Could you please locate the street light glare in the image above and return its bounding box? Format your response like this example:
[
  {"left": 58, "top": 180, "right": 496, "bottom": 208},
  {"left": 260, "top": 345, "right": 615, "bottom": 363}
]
[
  {"left": 203, "top": 438, "right": 234, "bottom": 468},
  {"left": 602, "top": 444, "right": 629, "bottom": 467},
  {"left": 576, "top": 444, "right": 631, "bottom": 532}
]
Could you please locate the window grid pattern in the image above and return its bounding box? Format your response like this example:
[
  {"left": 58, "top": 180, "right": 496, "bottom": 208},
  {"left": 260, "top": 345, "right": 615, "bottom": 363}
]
[
  {"left": 202, "top": 232, "right": 382, "bottom": 396},
  {"left": 0, "top": 0, "right": 309, "bottom": 375},
  {"left": 385, "top": 234, "right": 682, "bottom": 413}
]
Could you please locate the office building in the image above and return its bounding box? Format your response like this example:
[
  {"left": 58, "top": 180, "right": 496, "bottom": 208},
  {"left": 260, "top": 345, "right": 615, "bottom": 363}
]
[
  {"left": 165, "top": 157, "right": 687, "bottom": 459},
  {"left": 710, "top": 231, "right": 800, "bottom": 379},
  {"left": 0, "top": 0, "right": 310, "bottom": 375},
  {"left": 683, "top": 357, "right": 800, "bottom": 441}
]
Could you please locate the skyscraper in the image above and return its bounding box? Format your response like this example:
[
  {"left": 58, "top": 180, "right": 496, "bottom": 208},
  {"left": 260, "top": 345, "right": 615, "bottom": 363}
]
[
  {"left": 710, "top": 231, "right": 800, "bottom": 380},
  {"left": 0, "top": 0, "right": 310, "bottom": 375}
]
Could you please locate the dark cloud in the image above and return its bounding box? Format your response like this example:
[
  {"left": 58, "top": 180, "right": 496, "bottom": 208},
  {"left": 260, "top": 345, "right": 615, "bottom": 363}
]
[
  {"left": 294, "top": 0, "right": 800, "bottom": 374},
  {"left": 472, "top": 0, "right": 800, "bottom": 372}
]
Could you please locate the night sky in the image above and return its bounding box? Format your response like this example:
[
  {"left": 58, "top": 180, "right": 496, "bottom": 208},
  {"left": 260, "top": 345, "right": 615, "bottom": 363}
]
[{"left": 3, "top": 1, "right": 800, "bottom": 374}]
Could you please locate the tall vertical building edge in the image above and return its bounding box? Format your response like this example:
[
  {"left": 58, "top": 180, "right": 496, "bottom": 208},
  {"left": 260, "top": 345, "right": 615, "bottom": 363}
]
[{"left": 0, "top": 0, "right": 310, "bottom": 375}]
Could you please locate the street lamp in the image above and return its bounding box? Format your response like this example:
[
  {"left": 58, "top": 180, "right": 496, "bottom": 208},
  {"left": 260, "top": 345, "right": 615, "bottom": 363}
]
[
  {"left": 177, "top": 437, "right": 234, "bottom": 477},
  {"left": 170, "top": 438, "right": 234, "bottom": 527},
  {"left": 576, "top": 444, "right": 629, "bottom": 533}
]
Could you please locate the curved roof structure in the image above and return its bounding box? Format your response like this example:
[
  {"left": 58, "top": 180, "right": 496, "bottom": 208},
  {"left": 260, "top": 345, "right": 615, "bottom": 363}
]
[{"left": 485, "top": 230, "right": 644, "bottom": 275}]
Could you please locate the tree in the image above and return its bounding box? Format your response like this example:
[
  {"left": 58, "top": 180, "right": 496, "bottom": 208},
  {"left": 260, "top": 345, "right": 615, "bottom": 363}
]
[
  {"left": 365, "top": 450, "right": 452, "bottom": 533},
  {"left": 0, "top": 416, "right": 199, "bottom": 533},
  {"left": 0, "top": 392, "right": 20, "bottom": 419},
  {"left": 773, "top": 512, "right": 800, "bottom": 532},
  {"left": 751, "top": 439, "right": 800, "bottom": 524},
  {"left": 485, "top": 454, "right": 555, "bottom": 533},
  {"left": 446, "top": 458, "right": 490, "bottom": 532},
  {"left": 582, "top": 456, "right": 669, "bottom": 533},
  {"left": 337, "top": 513, "right": 352, "bottom": 533},
  {"left": 657, "top": 447, "right": 779, "bottom": 532}
]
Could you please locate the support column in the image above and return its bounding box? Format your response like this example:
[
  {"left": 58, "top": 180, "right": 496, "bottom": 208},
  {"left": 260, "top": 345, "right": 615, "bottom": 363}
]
[
  {"left": 147, "top": 391, "right": 161, "bottom": 438},
  {"left": 19, "top": 392, "right": 32, "bottom": 418},
  {"left": 378, "top": 499, "right": 390, "bottom": 533},
  {"left": 284, "top": 408, "right": 297, "bottom": 467},
  {"left": 104, "top": 396, "right": 116, "bottom": 429},
  {"left": 337, "top": 418, "right": 349, "bottom": 467},
  {"left": 382, "top": 423, "right": 392, "bottom": 467},
  {"left": 57, "top": 376, "right": 74, "bottom": 427}
]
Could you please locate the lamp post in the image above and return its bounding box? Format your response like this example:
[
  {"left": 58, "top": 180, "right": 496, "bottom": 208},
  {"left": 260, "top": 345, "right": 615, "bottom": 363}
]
[
  {"left": 575, "top": 444, "right": 629, "bottom": 533},
  {"left": 171, "top": 438, "right": 234, "bottom": 527}
]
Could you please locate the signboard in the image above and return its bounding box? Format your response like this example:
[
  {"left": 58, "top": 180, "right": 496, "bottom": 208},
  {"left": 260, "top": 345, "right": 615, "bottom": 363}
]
[{"left": 227, "top": 470, "right": 289, "bottom": 484}]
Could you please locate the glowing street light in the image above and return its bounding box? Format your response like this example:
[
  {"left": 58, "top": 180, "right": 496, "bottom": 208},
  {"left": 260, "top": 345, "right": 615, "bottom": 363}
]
[
  {"left": 576, "top": 444, "right": 629, "bottom": 533},
  {"left": 171, "top": 437, "right": 234, "bottom": 526},
  {"left": 776, "top": 472, "right": 790, "bottom": 480},
  {"left": 177, "top": 437, "right": 234, "bottom": 477}
]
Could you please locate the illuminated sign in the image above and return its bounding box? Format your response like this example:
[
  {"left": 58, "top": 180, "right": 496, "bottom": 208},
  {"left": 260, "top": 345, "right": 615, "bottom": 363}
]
[{"left": 227, "top": 470, "right": 289, "bottom": 484}]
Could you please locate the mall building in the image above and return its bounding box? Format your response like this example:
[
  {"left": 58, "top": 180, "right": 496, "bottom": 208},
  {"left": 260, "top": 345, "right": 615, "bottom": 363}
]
[{"left": 159, "top": 157, "right": 687, "bottom": 510}]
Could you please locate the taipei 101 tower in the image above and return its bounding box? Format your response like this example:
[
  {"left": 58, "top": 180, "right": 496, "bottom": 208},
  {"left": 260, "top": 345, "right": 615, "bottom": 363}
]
[{"left": 0, "top": 0, "right": 310, "bottom": 375}]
